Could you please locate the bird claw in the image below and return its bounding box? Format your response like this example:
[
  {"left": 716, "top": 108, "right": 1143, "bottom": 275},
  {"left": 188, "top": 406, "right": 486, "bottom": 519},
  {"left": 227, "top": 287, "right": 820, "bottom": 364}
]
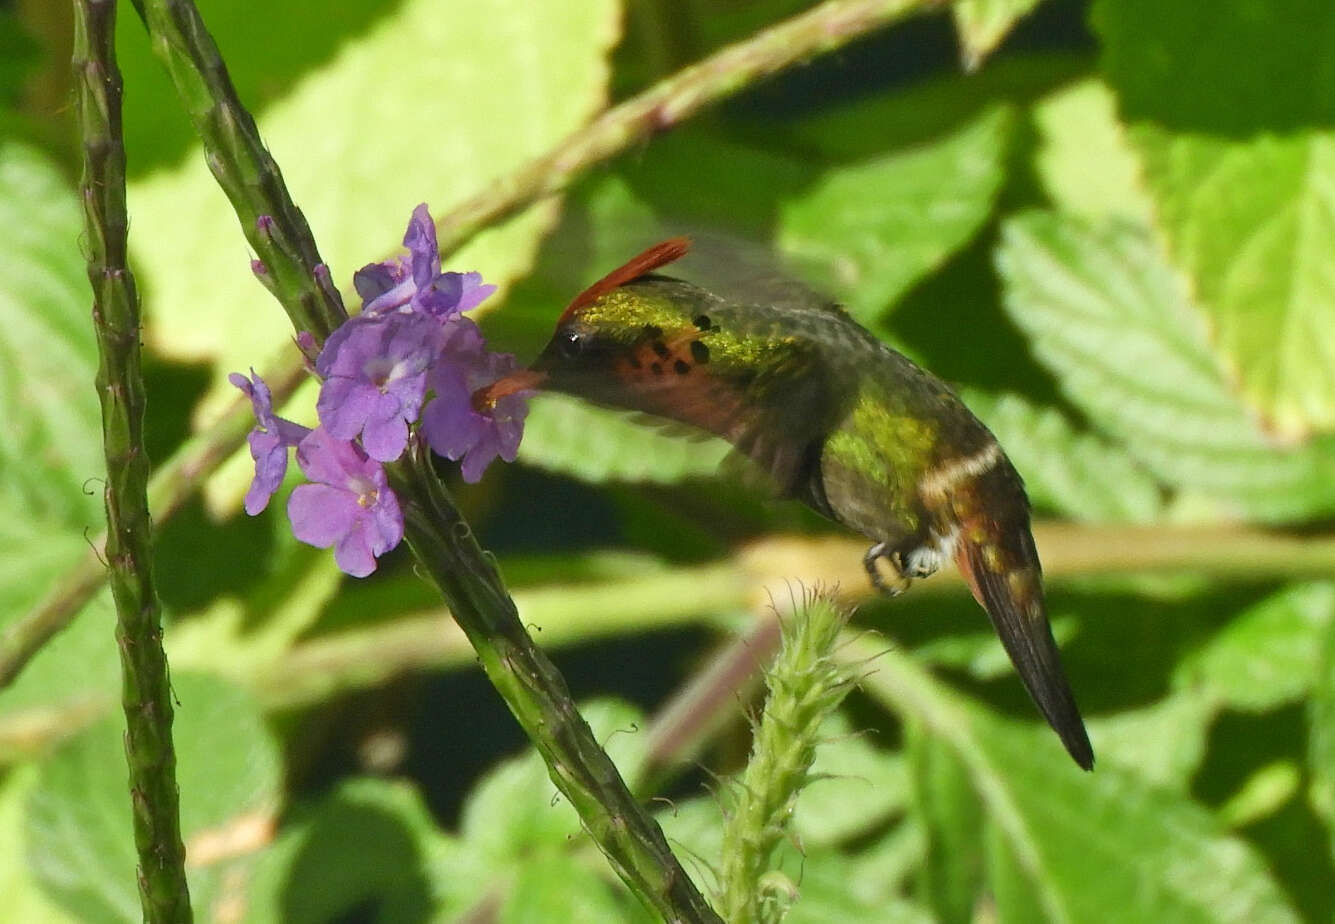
[{"left": 863, "top": 542, "right": 912, "bottom": 597}]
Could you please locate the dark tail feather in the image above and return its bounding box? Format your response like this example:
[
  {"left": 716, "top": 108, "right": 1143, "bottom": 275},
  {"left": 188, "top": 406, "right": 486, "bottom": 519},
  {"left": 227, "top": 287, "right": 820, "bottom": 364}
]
[{"left": 954, "top": 520, "right": 1094, "bottom": 770}]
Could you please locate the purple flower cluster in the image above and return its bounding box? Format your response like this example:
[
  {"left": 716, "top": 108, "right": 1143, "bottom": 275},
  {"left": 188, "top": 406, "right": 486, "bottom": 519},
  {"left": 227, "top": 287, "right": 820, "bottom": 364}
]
[{"left": 232, "top": 204, "right": 533, "bottom": 576}]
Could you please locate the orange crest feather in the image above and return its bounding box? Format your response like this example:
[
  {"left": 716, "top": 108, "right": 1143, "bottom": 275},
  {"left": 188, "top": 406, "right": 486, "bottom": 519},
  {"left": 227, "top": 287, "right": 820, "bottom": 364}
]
[{"left": 559, "top": 237, "right": 692, "bottom": 322}]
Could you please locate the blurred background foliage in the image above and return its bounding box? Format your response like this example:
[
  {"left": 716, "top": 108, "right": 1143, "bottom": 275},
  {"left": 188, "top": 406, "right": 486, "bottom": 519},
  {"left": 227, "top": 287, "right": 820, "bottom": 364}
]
[{"left": 3, "top": 0, "right": 1335, "bottom": 920}]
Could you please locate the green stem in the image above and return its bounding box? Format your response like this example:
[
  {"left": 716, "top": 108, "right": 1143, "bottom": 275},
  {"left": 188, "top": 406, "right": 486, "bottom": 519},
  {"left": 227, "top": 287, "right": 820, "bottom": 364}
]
[
  {"left": 389, "top": 443, "right": 722, "bottom": 924},
  {"left": 127, "top": 0, "right": 346, "bottom": 339},
  {"left": 2, "top": 0, "right": 946, "bottom": 689},
  {"left": 0, "top": 352, "right": 305, "bottom": 689},
  {"left": 433, "top": 0, "right": 943, "bottom": 256},
  {"left": 74, "top": 0, "right": 191, "bottom": 920}
]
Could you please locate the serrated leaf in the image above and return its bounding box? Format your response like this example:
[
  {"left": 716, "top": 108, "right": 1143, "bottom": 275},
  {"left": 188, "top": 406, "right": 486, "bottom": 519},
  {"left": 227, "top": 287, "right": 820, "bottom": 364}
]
[
  {"left": 1132, "top": 129, "right": 1335, "bottom": 439},
  {"left": 25, "top": 673, "right": 282, "bottom": 923},
  {"left": 1031, "top": 78, "right": 1155, "bottom": 226},
  {"left": 518, "top": 393, "right": 729, "bottom": 484},
  {"left": 1092, "top": 0, "right": 1335, "bottom": 437},
  {"left": 962, "top": 389, "right": 1163, "bottom": 523},
  {"left": 952, "top": 0, "right": 1045, "bottom": 70},
  {"left": 778, "top": 106, "right": 1013, "bottom": 324},
  {"left": 1175, "top": 582, "right": 1335, "bottom": 711},
  {"left": 0, "top": 140, "right": 102, "bottom": 527},
  {"left": 129, "top": 0, "right": 619, "bottom": 389},
  {"left": 998, "top": 212, "right": 1335, "bottom": 521},
  {"left": 857, "top": 640, "right": 1303, "bottom": 923}
]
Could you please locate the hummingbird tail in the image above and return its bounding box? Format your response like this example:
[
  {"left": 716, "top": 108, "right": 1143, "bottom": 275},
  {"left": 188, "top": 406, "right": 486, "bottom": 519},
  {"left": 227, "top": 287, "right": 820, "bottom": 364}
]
[{"left": 952, "top": 511, "right": 1094, "bottom": 771}]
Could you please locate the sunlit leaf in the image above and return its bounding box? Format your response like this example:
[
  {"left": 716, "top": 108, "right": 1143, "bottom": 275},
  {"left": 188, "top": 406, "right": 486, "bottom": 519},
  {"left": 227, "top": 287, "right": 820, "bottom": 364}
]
[
  {"left": 952, "top": 0, "right": 1046, "bottom": 70},
  {"left": 857, "top": 641, "right": 1303, "bottom": 923},
  {"left": 1175, "top": 582, "right": 1335, "bottom": 711},
  {"left": 998, "top": 212, "right": 1335, "bottom": 521},
  {"left": 130, "top": 0, "right": 620, "bottom": 399},
  {"left": 1132, "top": 129, "right": 1335, "bottom": 439},
  {"left": 1031, "top": 78, "right": 1155, "bottom": 226},
  {"left": 962, "top": 389, "right": 1163, "bottom": 523},
  {"left": 25, "top": 674, "right": 281, "bottom": 923},
  {"left": 0, "top": 141, "right": 102, "bottom": 527},
  {"left": 779, "top": 106, "right": 1013, "bottom": 324}
]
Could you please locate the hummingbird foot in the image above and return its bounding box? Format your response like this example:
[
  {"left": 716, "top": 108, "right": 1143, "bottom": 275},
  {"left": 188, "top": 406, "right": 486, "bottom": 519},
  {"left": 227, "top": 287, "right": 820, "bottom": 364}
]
[{"left": 863, "top": 543, "right": 912, "bottom": 597}]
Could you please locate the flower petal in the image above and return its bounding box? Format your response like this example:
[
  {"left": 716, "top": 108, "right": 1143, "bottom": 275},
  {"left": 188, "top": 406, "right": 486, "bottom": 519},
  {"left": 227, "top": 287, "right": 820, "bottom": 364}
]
[{"left": 288, "top": 483, "right": 359, "bottom": 548}]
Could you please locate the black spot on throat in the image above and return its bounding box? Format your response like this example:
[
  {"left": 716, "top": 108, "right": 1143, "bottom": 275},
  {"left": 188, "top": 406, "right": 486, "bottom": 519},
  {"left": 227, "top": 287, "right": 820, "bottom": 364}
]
[
  {"left": 673, "top": 359, "right": 690, "bottom": 375},
  {"left": 692, "top": 315, "right": 712, "bottom": 331},
  {"left": 689, "top": 340, "right": 710, "bottom": 363},
  {"left": 643, "top": 324, "right": 663, "bottom": 339},
  {"left": 651, "top": 340, "right": 670, "bottom": 358},
  {"left": 650, "top": 362, "right": 663, "bottom": 375}
]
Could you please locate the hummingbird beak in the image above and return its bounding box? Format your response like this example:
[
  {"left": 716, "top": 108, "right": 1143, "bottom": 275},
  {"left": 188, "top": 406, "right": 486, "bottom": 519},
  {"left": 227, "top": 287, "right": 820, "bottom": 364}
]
[{"left": 472, "top": 368, "right": 548, "bottom": 411}]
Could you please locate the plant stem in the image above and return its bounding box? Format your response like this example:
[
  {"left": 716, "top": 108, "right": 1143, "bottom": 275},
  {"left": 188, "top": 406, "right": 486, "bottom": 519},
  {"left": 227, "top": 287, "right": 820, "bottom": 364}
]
[
  {"left": 432, "top": 0, "right": 943, "bottom": 256},
  {"left": 74, "top": 0, "right": 191, "bottom": 920},
  {"left": 0, "top": 353, "right": 305, "bottom": 689},
  {"left": 127, "top": 0, "right": 347, "bottom": 339},
  {"left": 389, "top": 443, "right": 722, "bottom": 924},
  {"left": 3, "top": 0, "right": 947, "bottom": 688}
]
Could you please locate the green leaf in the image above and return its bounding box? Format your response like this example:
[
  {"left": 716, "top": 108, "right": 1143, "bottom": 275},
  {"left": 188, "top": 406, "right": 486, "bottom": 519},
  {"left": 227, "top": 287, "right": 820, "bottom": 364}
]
[
  {"left": 961, "top": 389, "right": 1163, "bottom": 523},
  {"left": 460, "top": 700, "right": 647, "bottom": 861},
  {"left": 518, "top": 393, "right": 729, "bottom": 484},
  {"left": 0, "top": 587, "right": 119, "bottom": 765},
  {"left": 1175, "top": 582, "right": 1335, "bottom": 711},
  {"left": 1092, "top": 0, "right": 1335, "bottom": 437},
  {"left": 791, "top": 712, "right": 908, "bottom": 846},
  {"left": 1310, "top": 613, "right": 1335, "bottom": 852},
  {"left": 952, "top": 0, "right": 1045, "bottom": 70},
  {"left": 25, "top": 673, "right": 282, "bottom": 923},
  {"left": 906, "top": 722, "right": 984, "bottom": 924},
  {"left": 1030, "top": 78, "right": 1155, "bottom": 226},
  {"left": 0, "top": 767, "right": 75, "bottom": 924},
  {"left": 501, "top": 852, "right": 645, "bottom": 924},
  {"left": 998, "top": 212, "right": 1335, "bottom": 521},
  {"left": 1092, "top": 0, "right": 1335, "bottom": 135},
  {"left": 780, "top": 847, "right": 934, "bottom": 924},
  {"left": 130, "top": 0, "right": 620, "bottom": 395},
  {"left": 857, "top": 640, "right": 1303, "bottom": 923},
  {"left": 245, "top": 777, "right": 465, "bottom": 924},
  {"left": 777, "top": 106, "right": 1013, "bottom": 325},
  {"left": 1132, "top": 129, "right": 1335, "bottom": 439},
  {"left": 1086, "top": 692, "right": 1217, "bottom": 790},
  {"left": 0, "top": 140, "right": 102, "bottom": 527}
]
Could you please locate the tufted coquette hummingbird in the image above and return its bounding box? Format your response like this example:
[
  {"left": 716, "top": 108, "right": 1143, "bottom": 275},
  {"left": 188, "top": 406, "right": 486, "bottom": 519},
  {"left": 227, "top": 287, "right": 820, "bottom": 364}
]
[{"left": 480, "top": 238, "right": 1093, "bottom": 770}]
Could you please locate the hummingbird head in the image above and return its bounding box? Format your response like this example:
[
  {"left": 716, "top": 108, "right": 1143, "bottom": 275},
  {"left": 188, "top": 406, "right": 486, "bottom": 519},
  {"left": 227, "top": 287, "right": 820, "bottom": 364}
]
[{"left": 475, "top": 237, "right": 695, "bottom": 409}]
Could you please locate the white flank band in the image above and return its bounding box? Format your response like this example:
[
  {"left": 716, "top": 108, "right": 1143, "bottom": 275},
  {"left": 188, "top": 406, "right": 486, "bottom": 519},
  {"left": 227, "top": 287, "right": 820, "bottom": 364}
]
[{"left": 918, "top": 442, "right": 1002, "bottom": 501}]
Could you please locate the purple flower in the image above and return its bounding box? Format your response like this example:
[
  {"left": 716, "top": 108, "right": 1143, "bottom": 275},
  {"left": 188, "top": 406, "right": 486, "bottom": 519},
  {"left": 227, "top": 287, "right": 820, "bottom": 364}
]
[
  {"left": 314, "top": 311, "right": 442, "bottom": 462},
  {"left": 230, "top": 369, "right": 310, "bottom": 515},
  {"left": 354, "top": 204, "right": 496, "bottom": 319},
  {"left": 420, "top": 319, "right": 531, "bottom": 483},
  {"left": 287, "top": 427, "right": 403, "bottom": 577}
]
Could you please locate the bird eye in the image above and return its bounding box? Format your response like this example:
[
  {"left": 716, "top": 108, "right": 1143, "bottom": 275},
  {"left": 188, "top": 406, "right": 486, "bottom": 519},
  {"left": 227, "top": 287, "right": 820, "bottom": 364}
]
[{"left": 557, "top": 329, "right": 583, "bottom": 358}]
